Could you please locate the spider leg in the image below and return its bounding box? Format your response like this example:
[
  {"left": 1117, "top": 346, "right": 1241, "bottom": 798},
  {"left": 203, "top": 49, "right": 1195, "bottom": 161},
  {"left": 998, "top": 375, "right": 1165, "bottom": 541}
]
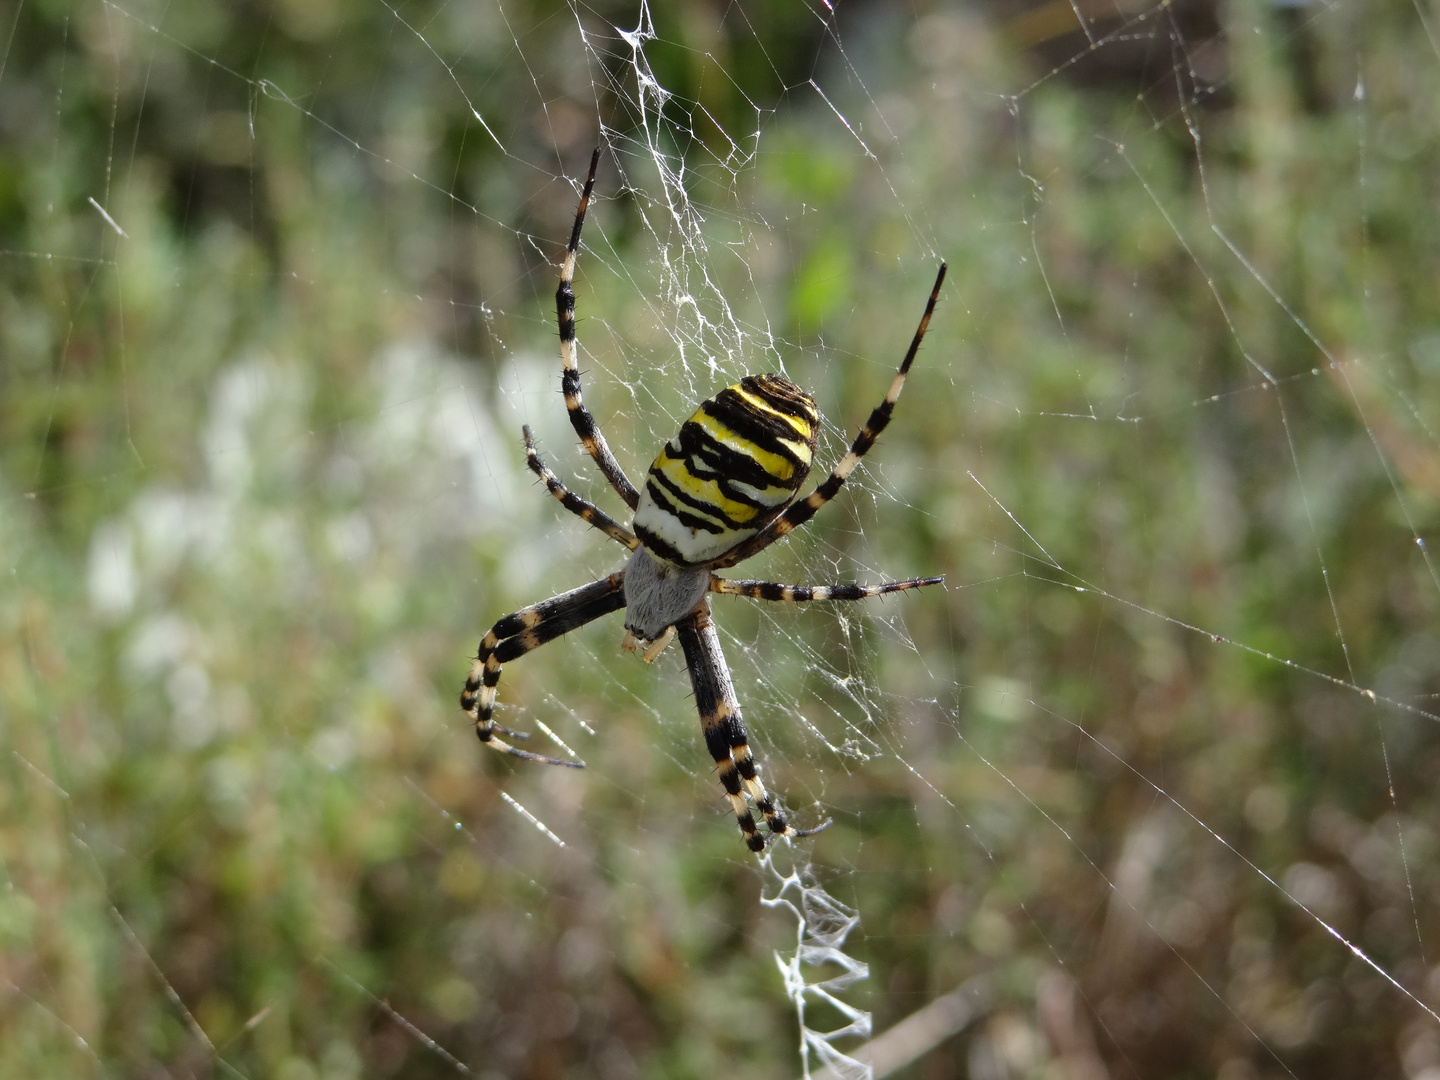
[
  {"left": 557, "top": 148, "right": 642, "bottom": 511},
  {"left": 710, "top": 574, "right": 944, "bottom": 601},
  {"left": 523, "top": 425, "right": 639, "bottom": 551},
  {"left": 676, "top": 601, "right": 832, "bottom": 852},
  {"left": 462, "top": 572, "right": 627, "bottom": 767},
  {"left": 711, "top": 263, "right": 947, "bottom": 570}
]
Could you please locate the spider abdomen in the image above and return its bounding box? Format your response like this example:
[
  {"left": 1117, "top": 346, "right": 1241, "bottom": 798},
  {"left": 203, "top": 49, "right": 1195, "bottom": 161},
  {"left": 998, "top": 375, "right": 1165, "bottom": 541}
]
[{"left": 632, "top": 374, "right": 820, "bottom": 566}]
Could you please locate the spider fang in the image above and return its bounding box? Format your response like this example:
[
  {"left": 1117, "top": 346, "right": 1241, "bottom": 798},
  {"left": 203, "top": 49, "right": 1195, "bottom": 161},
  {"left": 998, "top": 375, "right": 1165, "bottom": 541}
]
[{"left": 622, "top": 626, "right": 677, "bottom": 663}]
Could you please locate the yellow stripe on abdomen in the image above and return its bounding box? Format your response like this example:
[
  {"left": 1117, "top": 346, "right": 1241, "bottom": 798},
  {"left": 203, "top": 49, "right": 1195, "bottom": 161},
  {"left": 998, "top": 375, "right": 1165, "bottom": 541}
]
[
  {"left": 689, "top": 409, "right": 799, "bottom": 485},
  {"left": 632, "top": 373, "right": 821, "bottom": 566},
  {"left": 651, "top": 449, "right": 764, "bottom": 527}
]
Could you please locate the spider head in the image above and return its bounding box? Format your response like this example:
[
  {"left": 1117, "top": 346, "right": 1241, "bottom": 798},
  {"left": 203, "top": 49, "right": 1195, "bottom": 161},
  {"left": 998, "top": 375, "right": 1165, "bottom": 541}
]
[{"left": 622, "top": 547, "right": 710, "bottom": 646}]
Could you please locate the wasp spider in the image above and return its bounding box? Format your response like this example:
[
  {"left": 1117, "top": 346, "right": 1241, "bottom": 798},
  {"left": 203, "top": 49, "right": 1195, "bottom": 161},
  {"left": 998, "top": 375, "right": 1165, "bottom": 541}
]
[{"left": 462, "top": 150, "right": 946, "bottom": 853}]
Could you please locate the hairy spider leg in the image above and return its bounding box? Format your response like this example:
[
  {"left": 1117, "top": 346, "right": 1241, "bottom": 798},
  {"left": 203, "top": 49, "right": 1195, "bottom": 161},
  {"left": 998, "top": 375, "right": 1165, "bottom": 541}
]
[
  {"left": 677, "top": 602, "right": 832, "bottom": 852},
  {"left": 710, "top": 575, "right": 945, "bottom": 601},
  {"left": 523, "top": 425, "right": 639, "bottom": 551},
  {"left": 556, "top": 148, "right": 641, "bottom": 511},
  {"left": 462, "top": 573, "right": 627, "bottom": 767},
  {"left": 712, "top": 263, "right": 947, "bottom": 570}
]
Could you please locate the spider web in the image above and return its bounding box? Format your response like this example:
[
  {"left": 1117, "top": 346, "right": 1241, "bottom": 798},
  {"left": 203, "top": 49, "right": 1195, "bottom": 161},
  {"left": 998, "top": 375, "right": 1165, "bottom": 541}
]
[{"left": 3, "top": 0, "right": 1439, "bottom": 1076}]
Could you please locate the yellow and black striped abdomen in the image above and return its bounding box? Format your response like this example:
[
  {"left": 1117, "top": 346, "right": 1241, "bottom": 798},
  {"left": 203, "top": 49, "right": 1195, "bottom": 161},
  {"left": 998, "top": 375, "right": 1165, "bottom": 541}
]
[{"left": 632, "top": 374, "right": 819, "bottom": 566}]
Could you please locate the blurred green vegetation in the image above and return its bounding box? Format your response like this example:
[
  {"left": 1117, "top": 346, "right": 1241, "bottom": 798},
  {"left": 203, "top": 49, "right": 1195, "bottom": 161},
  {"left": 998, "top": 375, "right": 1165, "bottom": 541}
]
[{"left": 3, "top": 0, "right": 1440, "bottom": 1078}]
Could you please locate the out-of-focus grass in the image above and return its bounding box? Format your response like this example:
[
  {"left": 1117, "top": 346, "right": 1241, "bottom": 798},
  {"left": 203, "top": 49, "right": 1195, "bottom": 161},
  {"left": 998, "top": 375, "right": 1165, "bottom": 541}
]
[{"left": 3, "top": 1, "right": 1440, "bottom": 1077}]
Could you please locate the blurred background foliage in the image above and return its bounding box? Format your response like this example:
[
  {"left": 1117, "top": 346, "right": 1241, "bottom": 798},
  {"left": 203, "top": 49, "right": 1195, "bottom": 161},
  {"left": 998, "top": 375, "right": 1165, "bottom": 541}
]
[{"left": 3, "top": 0, "right": 1440, "bottom": 1077}]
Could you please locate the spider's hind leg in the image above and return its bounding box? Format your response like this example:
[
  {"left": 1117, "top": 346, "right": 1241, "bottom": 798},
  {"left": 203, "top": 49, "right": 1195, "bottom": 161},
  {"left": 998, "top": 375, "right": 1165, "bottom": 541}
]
[
  {"left": 711, "top": 262, "right": 947, "bottom": 570},
  {"left": 555, "top": 148, "right": 641, "bottom": 511},
  {"left": 523, "top": 425, "right": 639, "bottom": 552}
]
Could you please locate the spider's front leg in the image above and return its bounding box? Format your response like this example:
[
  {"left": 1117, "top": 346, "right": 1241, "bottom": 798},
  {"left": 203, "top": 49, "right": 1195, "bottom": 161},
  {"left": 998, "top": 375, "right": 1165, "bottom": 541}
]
[
  {"left": 462, "top": 572, "right": 627, "bottom": 767},
  {"left": 676, "top": 601, "right": 831, "bottom": 852}
]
